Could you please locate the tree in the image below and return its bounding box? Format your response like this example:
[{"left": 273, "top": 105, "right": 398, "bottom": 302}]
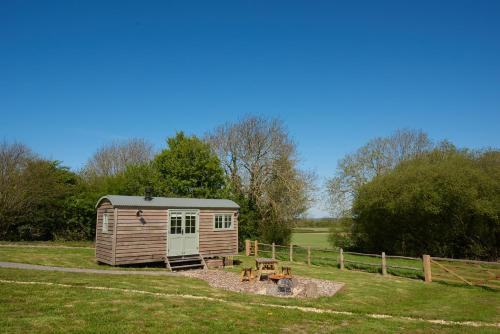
[
  {"left": 19, "top": 160, "right": 79, "bottom": 240},
  {"left": 207, "top": 116, "right": 314, "bottom": 244},
  {"left": 0, "top": 140, "right": 81, "bottom": 240},
  {"left": 325, "top": 129, "right": 433, "bottom": 217},
  {"left": 327, "top": 217, "right": 355, "bottom": 249},
  {"left": 351, "top": 147, "right": 500, "bottom": 259},
  {"left": 82, "top": 138, "right": 154, "bottom": 178},
  {"left": 154, "top": 132, "right": 226, "bottom": 198},
  {"left": 0, "top": 141, "right": 34, "bottom": 239}
]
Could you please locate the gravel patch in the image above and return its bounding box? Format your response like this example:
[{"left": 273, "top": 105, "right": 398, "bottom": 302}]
[{"left": 180, "top": 269, "right": 345, "bottom": 298}]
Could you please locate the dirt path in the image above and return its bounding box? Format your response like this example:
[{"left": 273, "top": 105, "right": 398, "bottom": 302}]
[
  {"left": 0, "top": 278, "right": 498, "bottom": 329},
  {"left": 0, "top": 261, "right": 176, "bottom": 276}
]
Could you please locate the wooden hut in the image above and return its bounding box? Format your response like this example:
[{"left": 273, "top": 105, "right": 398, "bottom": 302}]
[{"left": 95, "top": 194, "right": 239, "bottom": 270}]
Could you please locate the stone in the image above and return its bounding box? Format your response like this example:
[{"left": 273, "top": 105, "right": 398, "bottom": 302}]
[
  {"left": 277, "top": 278, "right": 293, "bottom": 295},
  {"left": 303, "top": 282, "right": 319, "bottom": 298},
  {"left": 266, "top": 284, "right": 279, "bottom": 295}
]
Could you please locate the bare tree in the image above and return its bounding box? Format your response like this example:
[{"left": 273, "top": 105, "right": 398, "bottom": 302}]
[
  {"left": 0, "top": 141, "right": 34, "bottom": 238},
  {"left": 325, "top": 129, "right": 433, "bottom": 217},
  {"left": 206, "top": 116, "right": 315, "bottom": 239},
  {"left": 82, "top": 138, "right": 154, "bottom": 178}
]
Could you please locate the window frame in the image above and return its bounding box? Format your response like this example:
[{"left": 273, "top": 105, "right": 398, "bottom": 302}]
[
  {"left": 168, "top": 209, "right": 199, "bottom": 235},
  {"left": 184, "top": 212, "right": 197, "bottom": 234},
  {"left": 102, "top": 212, "right": 109, "bottom": 233},
  {"left": 213, "top": 213, "right": 234, "bottom": 231},
  {"left": 169, "top": 212, "right": 183, "bottom": 235}
]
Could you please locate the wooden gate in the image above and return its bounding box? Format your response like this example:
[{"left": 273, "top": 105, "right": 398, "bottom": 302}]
[{"left": 430, "top": 257, "right": 500, "bottom": 289}]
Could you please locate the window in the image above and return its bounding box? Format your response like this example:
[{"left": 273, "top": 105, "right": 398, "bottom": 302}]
[
  {"left": 102, "top": 213, "right": 109, "bottom": 233},
  {"left": 214, "top": 215, "right": 223, "bottom": 229},
  {"left": 224, "top": 215, "right": 232, "bottom": 229},
  {"left": 185, "top": 214, "right": 196, "bottom": 234},
  {"left": 214, "top": 214, "right": 232, "bottom": 230},
  {"left": 170, "top": 214, "right": 182, "bottom": 234}
]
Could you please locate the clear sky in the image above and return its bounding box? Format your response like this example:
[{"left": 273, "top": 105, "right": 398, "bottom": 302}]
[{"left": 1, "top": 1, "right": 499, "bottom": 217}]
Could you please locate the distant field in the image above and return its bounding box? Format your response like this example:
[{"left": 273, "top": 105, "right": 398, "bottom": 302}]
[
  {"left": 292, "top": 227, "right": 329, "bottom": 233},
  {"left": 291, "top": 232, "right": 330, "bottom": 248},
  {"left": 291, "top": 219, "right": 351, "bottom": 249}
]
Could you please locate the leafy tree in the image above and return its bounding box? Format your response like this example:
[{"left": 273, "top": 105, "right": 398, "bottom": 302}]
[
  {"left": 351, "top": 148, "right": 500, "bottom": 260},
  {"left": 325, "top": 129, "right": 433, "bottom": 217},
  {"left": 0, "top": 154, "right": 80, "bottom": 240},
  {"left": 327, "top": 217, "right": 355, "bottom": 249},
  {"left": 67, "top": 162, "right": 162, "bottom": 240},
  {"left": 154, "top": 132, "right": 226, "bottom": 198}
]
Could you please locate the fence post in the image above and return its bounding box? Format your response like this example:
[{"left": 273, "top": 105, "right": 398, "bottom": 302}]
[
  {"left": 339, "top": 248, "right": 344, "bottom": 270},
  {"left": 289, "top": 244, "right": 293, "bottom": 262},
  {"left": 422, "top": 255, "right": 432, "bottom": 283},
  {"left": 245, "top": 240, "right": 251, "bottom": 256},
  {"left": 272, "top": 242, "right": 276, "bottom": 259},
  {"left": 254, "top": 240, "right": 259, "bottom": 258},
  {"left": 381, "top": 252, "right": 387, "bottom": 276},
  {"left": 307, "top": 246, "right": 311, "bottom": 266}
]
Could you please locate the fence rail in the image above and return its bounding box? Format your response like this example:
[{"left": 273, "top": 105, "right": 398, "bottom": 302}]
[{"left": 244, "top": 239, "right": 500, "bottom": 289}]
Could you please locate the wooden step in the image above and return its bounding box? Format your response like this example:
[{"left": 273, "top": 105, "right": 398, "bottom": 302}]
[
  {"left": 169, "top": 257, "right": 202, "bottom": 263},
  {"left": 170, "top": 263, "right": 205, "bottom": 270},
  {"left": 169, "top": 260, "right": 202, "bottom": 266},
  {"left": 166, "top": 254, "right": 206, "bottom": 271}
]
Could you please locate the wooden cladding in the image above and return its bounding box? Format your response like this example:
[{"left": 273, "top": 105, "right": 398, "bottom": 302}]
[
  {"left": 95, "top": 200, "right": 115, "bottom": 264},
  {"left": 113, "top": 208, "right": 167, "bottom": 265},
  {"left": 199, "top": 209, "right": 238, "bottom": 256}
]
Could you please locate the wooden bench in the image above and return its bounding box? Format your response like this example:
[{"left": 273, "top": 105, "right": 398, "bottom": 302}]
[
  {"left": 255, "top": 258, "right": 278, "bottom": 281},
  {"left": 240, "top": 267, "right": 254, "bottom": 282}
]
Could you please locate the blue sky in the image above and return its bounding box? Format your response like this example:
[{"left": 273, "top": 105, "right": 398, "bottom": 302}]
[{"left": 1, "top": 1, "right": 499, "bottom": 217}]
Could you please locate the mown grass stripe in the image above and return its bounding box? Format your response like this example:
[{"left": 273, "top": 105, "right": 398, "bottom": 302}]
[{"left": 1, "top": 279, "right": 498, "bottom": 328}]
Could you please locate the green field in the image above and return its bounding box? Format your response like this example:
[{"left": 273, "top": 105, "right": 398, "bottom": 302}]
[
  {"left": 291, "top": 220, "right": 350, "bottom": 249},
  {"left": 0, "top": 243, "right": 499, "bottom": 333},
  {"left": 291, "top": 232, "right": 330, "bottom": 248}
]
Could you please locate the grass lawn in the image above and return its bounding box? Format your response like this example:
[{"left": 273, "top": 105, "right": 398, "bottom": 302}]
[
  {"left": 0, "top": 244, "right": 165, "bottom": 271},
  {"left": 0, "top": 240, "right": 95, "bottom": 248},
  {"left": 0, "top": 243, "right": 499, "bottom": 333}
]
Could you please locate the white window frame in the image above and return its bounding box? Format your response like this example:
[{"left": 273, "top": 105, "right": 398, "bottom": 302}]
[
  {"left": 168, "top": 209, "right": 200, "bottom": 235},
  {"left": 102, "top": 213, "right": 109, "bottom": 233},
  {"left": 213, "top": 213, "right": 233, "bottom": 231}
]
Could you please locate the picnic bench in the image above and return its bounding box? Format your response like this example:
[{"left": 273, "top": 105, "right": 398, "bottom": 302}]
[{"left": 255, "top": 258, "right": 278, "bottom": 280}]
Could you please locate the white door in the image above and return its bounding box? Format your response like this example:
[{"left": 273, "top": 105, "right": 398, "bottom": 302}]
[
  {"left": 168, "top": 211, "right": 184, "bottom": 256},
  {"left": 183, "top": 211, "right": 199, "bottom": 255},
  {"left": 167, "top": 210, "right": 199, "bottom": 256}
]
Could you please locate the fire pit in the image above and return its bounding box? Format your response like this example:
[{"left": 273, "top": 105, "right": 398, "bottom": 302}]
[
  {"left": 180, "top": 270, "right": 345, "bottom": 298},
  {"left": 277, "top": 278, "right": 293, "bottom": 295},
  {"left": 268, "top": 273, "right": 290, "bottom": 283}
]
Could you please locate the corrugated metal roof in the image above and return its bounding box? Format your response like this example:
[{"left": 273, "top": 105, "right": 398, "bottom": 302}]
[{"left": 96, "top": 195, "right": 240, "bottom": 209}]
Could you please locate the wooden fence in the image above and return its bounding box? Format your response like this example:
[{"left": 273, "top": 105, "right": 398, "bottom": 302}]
[{"left": 245, "top": 240, "right": 500, "bottom": 289}]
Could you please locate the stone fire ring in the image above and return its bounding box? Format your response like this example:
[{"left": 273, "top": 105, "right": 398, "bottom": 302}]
[{"left": 180, "top": 270, "right": 345, "bottom": 298}]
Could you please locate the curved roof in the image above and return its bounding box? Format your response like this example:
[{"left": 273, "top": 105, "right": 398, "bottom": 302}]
[{"left": 96, "top": 195, "right": 240, "bottom": 209}]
